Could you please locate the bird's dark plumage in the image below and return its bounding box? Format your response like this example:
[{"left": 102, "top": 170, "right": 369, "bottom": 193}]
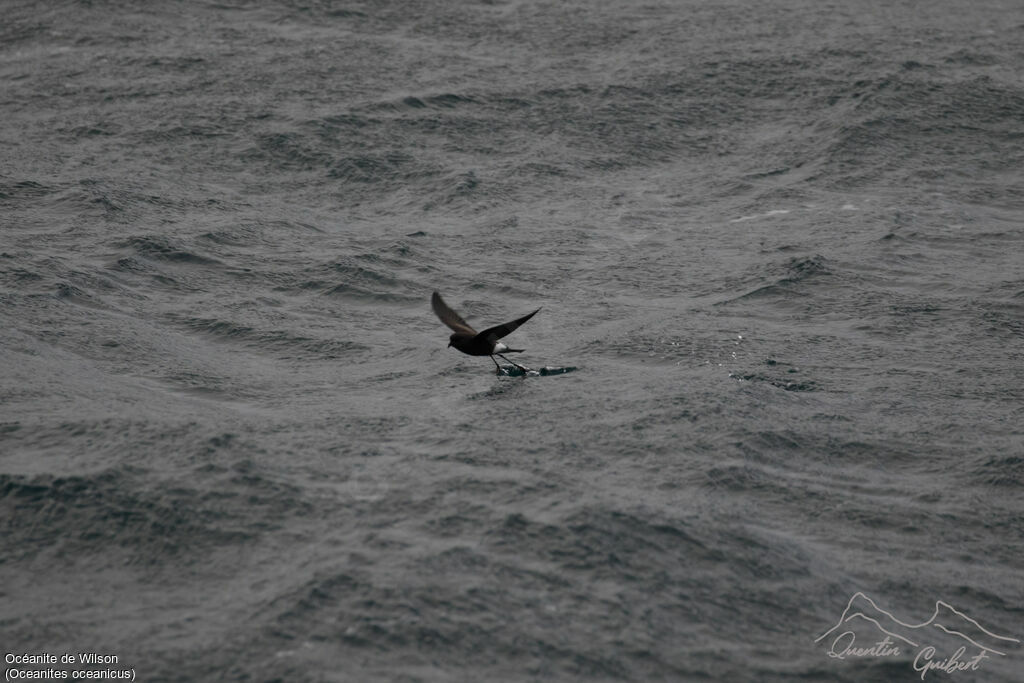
[
  {"left": 431, "top": 291, "right": 477, "bottom": 337},
  {"left": 432, "top": 291, "right": 540, "bottom": 370}
]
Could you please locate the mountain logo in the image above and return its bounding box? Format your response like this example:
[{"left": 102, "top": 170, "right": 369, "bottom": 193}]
[{"left": 816, "top": 592, "right": 1019, "bottom": 678}]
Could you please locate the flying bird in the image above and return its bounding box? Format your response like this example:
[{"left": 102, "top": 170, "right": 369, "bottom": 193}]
[{"left": 431, "top": 291, "right": 540, "bottom": 372}]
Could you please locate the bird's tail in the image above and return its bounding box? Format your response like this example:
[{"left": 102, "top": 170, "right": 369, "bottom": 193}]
[{"left": 503, "top": 348, "right": 525, "bottom": 353}]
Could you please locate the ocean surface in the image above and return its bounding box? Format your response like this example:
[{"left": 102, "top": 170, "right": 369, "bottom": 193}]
[{"left": 2, "top": 1, "right": 1022, "bottom": 681}]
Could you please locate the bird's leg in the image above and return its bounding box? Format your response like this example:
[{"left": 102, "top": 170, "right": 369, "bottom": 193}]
[
  {"left": 497, "top": 354, "right": 529, "bottom": 373},
  {"left": 490, "top": 355, "right": 503, "bottom": 374}
]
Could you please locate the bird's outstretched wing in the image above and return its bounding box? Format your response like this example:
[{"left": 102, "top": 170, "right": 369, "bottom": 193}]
[
  {"left": 432, "top": 291, "right": 477, "bottom": 335},
  {"left": 479, "top": 308, "right": 540, "bottom": 343}
]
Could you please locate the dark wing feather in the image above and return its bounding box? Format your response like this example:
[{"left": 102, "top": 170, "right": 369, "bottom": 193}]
[
  {"left": 432, "top": 291, "right": 477, "bottom": 335},
  {"left": 478, "top": 308, "right": 540, "bottom": 343}
]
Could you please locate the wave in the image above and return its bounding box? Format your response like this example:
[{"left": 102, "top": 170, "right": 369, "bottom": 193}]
[
  {"left": 167, "top": 314, "right": 370, "bottom": 359},
  {"left": 0, "top": 470, "right": 253, "bottom": 560},
  {"left": 116, "top": 234, "right": 222, "bottom": 265},
  {"left": 717, "top": 255, "right": 833, "bottom": 305}
]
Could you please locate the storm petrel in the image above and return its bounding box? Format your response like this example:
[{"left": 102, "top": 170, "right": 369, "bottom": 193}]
[{"left": 431, "top": 291, "right": 540, "bottom": 372}]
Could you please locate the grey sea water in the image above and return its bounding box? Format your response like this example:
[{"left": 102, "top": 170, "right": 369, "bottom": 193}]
[{"left": 2, "top": 1, "right": 1022, "bottom": 681}]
